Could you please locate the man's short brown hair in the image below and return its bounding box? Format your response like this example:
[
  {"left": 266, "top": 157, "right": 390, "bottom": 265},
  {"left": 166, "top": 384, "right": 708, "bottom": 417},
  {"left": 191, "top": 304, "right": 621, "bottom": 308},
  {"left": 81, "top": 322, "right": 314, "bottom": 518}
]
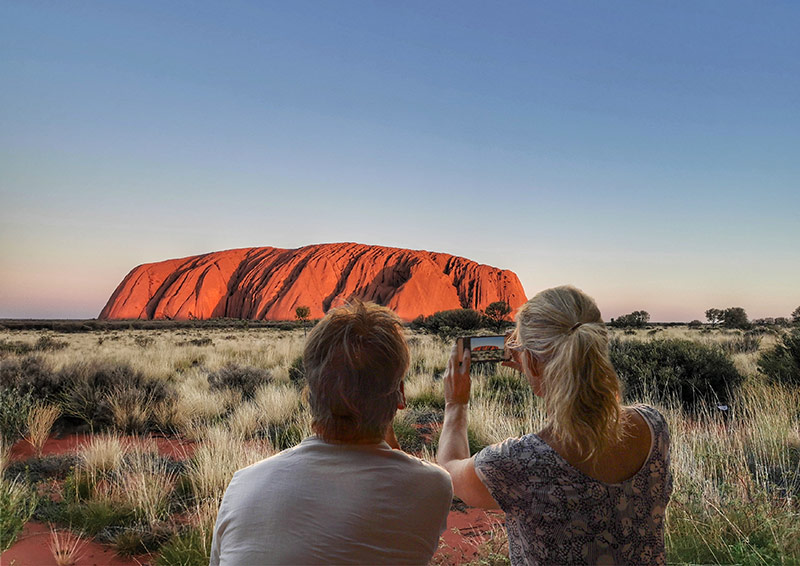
[{"left": 304, "top": 300, "right": 410, "bottom": 443}]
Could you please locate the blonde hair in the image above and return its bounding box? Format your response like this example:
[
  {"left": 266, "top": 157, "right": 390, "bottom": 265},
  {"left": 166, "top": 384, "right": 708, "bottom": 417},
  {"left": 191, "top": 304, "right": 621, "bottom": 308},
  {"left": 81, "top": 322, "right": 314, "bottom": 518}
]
[
  {"left": 510, "top": 285, "right": 623, "bottom": 458},
  {"left": 304, "top": 300, "right": 409, "bottom": 443}
]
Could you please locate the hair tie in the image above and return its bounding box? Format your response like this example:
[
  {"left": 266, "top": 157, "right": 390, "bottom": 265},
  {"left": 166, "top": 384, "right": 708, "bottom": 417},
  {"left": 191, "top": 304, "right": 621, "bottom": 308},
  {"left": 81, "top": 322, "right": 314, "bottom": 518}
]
[{"left": 568, "top": 322, "right": 583, "bottom": 334}]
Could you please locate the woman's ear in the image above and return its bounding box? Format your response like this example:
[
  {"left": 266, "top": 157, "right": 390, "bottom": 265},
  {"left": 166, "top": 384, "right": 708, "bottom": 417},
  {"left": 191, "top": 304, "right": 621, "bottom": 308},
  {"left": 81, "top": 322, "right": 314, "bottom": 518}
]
[{"left": 397, "top": 380, "right": 406, "bottom": 410}]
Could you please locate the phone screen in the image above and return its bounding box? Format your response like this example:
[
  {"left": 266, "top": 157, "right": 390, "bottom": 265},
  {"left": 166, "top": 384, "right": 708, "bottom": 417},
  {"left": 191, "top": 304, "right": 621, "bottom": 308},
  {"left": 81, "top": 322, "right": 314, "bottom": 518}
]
[{"left": 458, "top": 335, "right": 508, "bottom": 363}]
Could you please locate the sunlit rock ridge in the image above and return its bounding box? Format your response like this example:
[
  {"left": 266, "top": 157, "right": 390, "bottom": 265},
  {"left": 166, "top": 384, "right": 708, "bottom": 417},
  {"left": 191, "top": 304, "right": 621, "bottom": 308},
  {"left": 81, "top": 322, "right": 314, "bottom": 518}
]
[{"left": 99, "top": 243, "right": 527, "bottom": 321}]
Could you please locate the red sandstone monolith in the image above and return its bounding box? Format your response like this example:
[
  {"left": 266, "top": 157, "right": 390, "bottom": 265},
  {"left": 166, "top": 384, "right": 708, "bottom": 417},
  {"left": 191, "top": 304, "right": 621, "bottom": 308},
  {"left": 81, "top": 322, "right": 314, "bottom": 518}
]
[{"left": 99, "top": 243, "right": 527, "bottom": 321}]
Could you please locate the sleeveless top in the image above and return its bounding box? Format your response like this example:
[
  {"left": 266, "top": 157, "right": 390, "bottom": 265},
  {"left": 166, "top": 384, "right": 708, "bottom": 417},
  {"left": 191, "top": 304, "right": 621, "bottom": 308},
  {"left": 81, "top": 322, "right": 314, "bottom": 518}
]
[{"left": 474, "top": 405, "right": 672, "bottom": 566}]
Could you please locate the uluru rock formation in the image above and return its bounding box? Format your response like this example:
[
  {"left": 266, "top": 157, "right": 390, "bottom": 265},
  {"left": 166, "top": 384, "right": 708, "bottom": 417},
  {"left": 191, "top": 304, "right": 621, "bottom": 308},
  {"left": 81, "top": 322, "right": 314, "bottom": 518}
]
[{"left": 99, "top": 243, "right": 527, "bottom": 321}]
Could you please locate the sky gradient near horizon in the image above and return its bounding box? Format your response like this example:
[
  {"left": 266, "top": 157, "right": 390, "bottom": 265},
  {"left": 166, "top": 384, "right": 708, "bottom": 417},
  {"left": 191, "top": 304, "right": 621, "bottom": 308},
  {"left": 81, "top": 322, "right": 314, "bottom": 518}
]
[{"left": 1, "top": 2, "right": 798, "bottom": 322}]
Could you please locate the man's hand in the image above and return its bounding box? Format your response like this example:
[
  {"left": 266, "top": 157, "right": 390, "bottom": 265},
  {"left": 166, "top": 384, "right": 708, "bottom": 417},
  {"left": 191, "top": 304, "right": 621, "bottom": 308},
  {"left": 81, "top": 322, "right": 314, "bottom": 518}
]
[{"left": 443, "top": 343, "right": 471, "bottom": 406}]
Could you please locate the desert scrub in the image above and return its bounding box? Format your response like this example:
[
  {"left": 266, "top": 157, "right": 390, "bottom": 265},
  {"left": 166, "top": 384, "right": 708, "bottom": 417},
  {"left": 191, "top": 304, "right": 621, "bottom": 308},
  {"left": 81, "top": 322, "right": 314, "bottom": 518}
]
[
  {"left": 25, "top": 402, "right": 62, "bottom": 456},
  {"left": 207, "top": 363, "right": 273, "bottom": 399},
  {"left": 59, "top": 360, "right": 175, "bottom": 432},
  {"left": 186, "top": 425, "right": 274, "bottom": 505},
  {"left": 758, "top": 328, "right": 800, "bottom": 387},
  {"left": 0, "top": 475, "right": 38, "bottom": 551},
  {"left": 609, "top": 338, "right": 743, "bottom": 410},
  {"left": 156, "top": 526, "right": 212, "bottom": 566},
  {"left": 49, "top": 526, "right": 88, "bottom": 566},
  {"left": 0, "top": 386, "right": 34, "bottom": 444}
]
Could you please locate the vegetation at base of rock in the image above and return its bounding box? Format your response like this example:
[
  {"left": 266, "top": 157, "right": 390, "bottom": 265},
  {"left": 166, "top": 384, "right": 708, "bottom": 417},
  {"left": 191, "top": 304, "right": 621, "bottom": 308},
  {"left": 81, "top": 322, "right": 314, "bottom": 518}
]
[{"left": 411, "top": 308, "right": 486, "bottom": 336}]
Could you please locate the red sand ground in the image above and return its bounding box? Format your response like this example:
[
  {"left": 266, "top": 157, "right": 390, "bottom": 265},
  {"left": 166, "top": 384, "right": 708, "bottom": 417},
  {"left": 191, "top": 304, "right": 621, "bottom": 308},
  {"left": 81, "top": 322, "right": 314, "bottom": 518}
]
[
  {"left": 9, "top": 434, "right": 196, "bottom": 462},
  {"left": 3, "top": 434, "right": 505, "bottom": 565},
  {"left": 1, "top": 521, "right": 152, "bottom": 566}
]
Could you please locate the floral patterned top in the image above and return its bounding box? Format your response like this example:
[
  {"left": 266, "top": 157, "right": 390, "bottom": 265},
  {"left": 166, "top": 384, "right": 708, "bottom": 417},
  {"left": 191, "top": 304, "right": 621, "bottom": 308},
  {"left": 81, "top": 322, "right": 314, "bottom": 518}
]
[{"left": 474, "top": 405, "right": 672, "bottom": 566}]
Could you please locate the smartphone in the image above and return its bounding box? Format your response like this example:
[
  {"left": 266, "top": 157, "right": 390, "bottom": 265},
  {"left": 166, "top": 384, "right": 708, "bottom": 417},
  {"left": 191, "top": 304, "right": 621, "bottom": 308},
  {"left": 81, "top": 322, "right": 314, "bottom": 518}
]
[{"left": 456, "top": 335, "right": 510, "bottom": 363}]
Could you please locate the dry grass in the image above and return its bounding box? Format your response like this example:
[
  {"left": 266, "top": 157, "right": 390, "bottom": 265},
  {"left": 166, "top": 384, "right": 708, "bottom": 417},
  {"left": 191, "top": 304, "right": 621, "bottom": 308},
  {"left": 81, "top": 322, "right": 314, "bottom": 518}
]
[
  {"left": 116, "top": 447, "right": 177, "bottom": 525},
  {"left": 25, "top": 403, "right": 62, "bottom": 457},
  {"left": 48, "top": 525, "right": 88, "bottom": 566},
  {"left": 79, "top": 433, "right": 128, "bottom": 475},
  {"left": 1, "top": 324, "right": 797, "bottom": 564},
  {"left": 186, "top": 425, "right": 274, "bottom": 505}
]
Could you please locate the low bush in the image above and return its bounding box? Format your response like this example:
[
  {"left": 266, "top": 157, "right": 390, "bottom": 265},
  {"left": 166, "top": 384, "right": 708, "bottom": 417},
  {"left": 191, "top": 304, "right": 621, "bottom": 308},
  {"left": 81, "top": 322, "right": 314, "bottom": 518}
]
[
  {"left": 207, "top": 363, "right": 272, "bottom": 400},
  {"left": 609, "top": 338, "right": 743, "bottom": 410},
  {"left": 0, "top": 386, "right": 34, "bottom": 444},
  {"left": 59, "top": 361, "right": 175, "bottom": 432},
  {"left": 34, "top": 335, "right": 69, "bottom": 351},
  {"left": 178, "top": 337, "right": 213, "bottom": 347},
  {"left": 156, "top": 527, "right": 212, "bottom": 566},
  {"left": 0, "top": 355, "right": 66, "bottom": 404},
  {"left": 758, "top": 329, "right": 800, "bottom": 387},
  {"left": 411, "top": 309, "right": 485, "bottom": 337},
  {"left": 0, "top": 476, "right": 38, "bottom": 552},
  {"left": 4, "top": 454, "right": 77, "bottom": 483}
]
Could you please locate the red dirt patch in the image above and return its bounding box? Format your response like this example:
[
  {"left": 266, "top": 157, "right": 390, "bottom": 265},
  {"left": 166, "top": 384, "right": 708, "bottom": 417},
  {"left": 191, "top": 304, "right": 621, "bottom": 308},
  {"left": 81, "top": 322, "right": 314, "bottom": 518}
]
[
  {"left": 434, "top": 508, "right": 506, "bottom": 564},
  {"left": 9, "top": 434, "right": 195, "bottom": 462},
  {"left": 1, "top": 521, "right": 152, "bottom": 566}
]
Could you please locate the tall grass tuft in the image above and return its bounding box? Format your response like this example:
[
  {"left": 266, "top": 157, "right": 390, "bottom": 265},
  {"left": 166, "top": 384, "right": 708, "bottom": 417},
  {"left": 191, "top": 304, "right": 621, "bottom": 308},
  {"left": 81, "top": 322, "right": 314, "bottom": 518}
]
[
  {"left": 25, "top": 403, "right": 62, "bottom": 456},
  {"left": 49, "top": 525, "right": 88, "bottom": 566}
]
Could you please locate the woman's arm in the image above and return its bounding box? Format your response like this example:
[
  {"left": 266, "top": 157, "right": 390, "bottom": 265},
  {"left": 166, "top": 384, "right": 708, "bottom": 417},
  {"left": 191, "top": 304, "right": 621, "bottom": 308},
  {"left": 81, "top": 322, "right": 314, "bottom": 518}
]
[{"left": 437, "top": 345, "right": 500, "bottom": 510}]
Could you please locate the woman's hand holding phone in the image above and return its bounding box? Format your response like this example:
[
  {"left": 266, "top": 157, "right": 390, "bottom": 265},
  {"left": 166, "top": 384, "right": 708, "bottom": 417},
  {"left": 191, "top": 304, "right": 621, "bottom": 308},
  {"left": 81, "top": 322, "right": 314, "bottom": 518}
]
[{"left": 444, "top": 343, "right": 471, "bottom": 406}]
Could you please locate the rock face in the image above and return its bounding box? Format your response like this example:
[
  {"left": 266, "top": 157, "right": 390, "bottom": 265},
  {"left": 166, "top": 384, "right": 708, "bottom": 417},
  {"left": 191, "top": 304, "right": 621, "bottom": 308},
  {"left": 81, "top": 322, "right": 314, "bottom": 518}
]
[{"left": 99, "top": 243, "right": 527, "bottom": 321}]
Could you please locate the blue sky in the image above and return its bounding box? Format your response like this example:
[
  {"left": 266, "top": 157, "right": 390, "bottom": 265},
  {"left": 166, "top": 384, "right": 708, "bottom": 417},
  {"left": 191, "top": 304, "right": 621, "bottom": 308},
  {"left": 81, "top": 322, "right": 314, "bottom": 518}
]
[{"left": 1, "top": 1, "right": 798, "bottom": 320}]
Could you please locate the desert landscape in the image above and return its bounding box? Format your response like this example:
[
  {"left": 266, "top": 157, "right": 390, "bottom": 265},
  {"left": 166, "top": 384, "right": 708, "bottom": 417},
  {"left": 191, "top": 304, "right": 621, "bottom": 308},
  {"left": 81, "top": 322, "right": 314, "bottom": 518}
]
[
  {"left": 2, "top": 318, "right": 798, "bottom": 565},
  {"left": 3, "top": 3, "right": 799, "bottom": 564}
]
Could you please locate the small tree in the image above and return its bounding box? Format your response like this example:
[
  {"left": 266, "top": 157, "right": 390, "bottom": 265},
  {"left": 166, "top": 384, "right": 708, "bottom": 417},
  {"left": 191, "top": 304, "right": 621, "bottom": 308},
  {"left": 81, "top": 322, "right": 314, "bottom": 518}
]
[
  {"left": 484, "top": 301, "right": 512, "bottom": 331},
  {"left": 613, "top": 310, "right": 650, "bottom": 328},
  {"left": 295, "top": 305, "right": 311, "bottom": 336},
  {"left": 792, "top": 306, "right": 800, "bottom": 325},
  {"left": 722, "top": 307, "right": 749, "bottom": 330},
  {"left": 705, "top": 308, "right": 723, "bottom": 327}
]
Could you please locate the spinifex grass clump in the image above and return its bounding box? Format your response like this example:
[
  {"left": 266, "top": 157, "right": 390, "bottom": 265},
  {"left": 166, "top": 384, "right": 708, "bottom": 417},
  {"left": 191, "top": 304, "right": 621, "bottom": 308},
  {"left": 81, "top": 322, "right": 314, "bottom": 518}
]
[{"left": 25, "top": 403, "right": 62, "bottom": 456}]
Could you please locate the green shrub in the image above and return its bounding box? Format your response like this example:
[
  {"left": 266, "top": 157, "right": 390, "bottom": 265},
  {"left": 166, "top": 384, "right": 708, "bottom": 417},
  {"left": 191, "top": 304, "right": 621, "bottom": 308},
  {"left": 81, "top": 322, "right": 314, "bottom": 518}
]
[
  {"left": 178, "top": 337, "right": 213, "bottom": 347},
  {"left": 156, "top": 527, "right": 212, "bottom": 566},
  {"left": 758, "top": 329, "right": 800, "bottom": 387},
  {"left": 0, "top": 355, "right": 66, "bottom": 404},
  {"left": 0, "top": 386, "right": 34, "bottom": 444},
  {"left": 0, "top": 339, "right": 35, "bottom": 356},
  {"left": 207, "top": 363, "right": 272, "bottom": 399},
  {"left": 4, "top": 454, "right": 77, "bottom": 483},
  {"left": 406, "top": 390, "right": 445, "bottom": 411},
  {"left": 412, "top": 309, "right": 485, "bottom": 337},
  {"left": 718, "top": 334, "right": 762, "bottom": 355},
  {"left": 36, "top": 497, "right": 137, "bottom": 536},
  {"left": 59, "top": 361, "right": 175, "bottom": 432},
  {"left": 609, "top": 338, "right": 742, "bottom": 410},
  {"left": 34, "top": 335, "right": 69, "bottom": 351},
  {"left": 0, "top": 476, "right": 38, "bottom": 552}
]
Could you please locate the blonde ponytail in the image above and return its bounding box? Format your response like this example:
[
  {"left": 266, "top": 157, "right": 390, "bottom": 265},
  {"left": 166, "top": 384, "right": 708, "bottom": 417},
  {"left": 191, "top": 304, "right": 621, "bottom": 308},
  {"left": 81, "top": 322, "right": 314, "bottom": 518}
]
[{"left": 513, "top": 286, "right": 623, "bottom": 458}]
